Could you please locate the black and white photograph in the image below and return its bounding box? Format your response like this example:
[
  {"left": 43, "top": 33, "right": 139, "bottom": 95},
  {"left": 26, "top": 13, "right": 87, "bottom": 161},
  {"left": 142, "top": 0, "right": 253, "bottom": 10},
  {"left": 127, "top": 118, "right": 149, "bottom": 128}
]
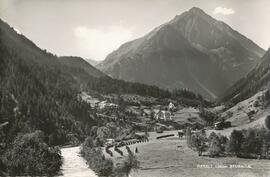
[{"left": 0, "top": 0, "right": 270, "bottom": 177}]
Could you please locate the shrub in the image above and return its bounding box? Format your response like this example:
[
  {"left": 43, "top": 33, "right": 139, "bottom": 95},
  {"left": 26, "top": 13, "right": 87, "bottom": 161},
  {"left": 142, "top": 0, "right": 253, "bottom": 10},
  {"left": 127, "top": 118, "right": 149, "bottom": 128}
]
[
  {"left": 81, "top": 136, "right": 140, "bottom": 177},
  {"left": 241, "top": 129, "right": 261, "bottom": 157},
  {"left": 265, "top": 115, "right": 270, "bottom": 130},
  {"left": 105, "top": 146, "right": 113, "bottom": 157},
  {"left": 186, "top": 127, "right": 192, "bottom": 148},
  {"left": 199, "top": 108, "right": 217, "bottom": 126},
  {"left": 114, "top": 146, "right": 123, "bottom": 156},
  {"left": 263, "top": 89, "right": 270, "bottom": 107},
  {"left": 208, "top": 132, "right": 222, "bottom": 157},
  {"left": 253, "top": 100, "right": 260, "bottom": 107},
  {"left": 190, "top": 133, "right": 207, "bottom": 156},
  {"left": 81, "top": 137, "right": 114, "bottom": 177},
  {"left": 96, "top": 126, "right": 111, "bottom": 145},
  {"left": 156, "top": 134, "right": 174, "bottom": 139},
  {"left": 3, "top": 131, "right": 62, "bottom": 176},
  {"left": 219, "top": 135, "right": 228, "bottom": 152},
  {"left": 226, "top": 130, "right": 244, "bottom": 157},
  {"left": 115, "top": 152, "right": 139, "bottom": 177},
  {"left": 81, "top": 145, "right": 113, "bottom": 177}
]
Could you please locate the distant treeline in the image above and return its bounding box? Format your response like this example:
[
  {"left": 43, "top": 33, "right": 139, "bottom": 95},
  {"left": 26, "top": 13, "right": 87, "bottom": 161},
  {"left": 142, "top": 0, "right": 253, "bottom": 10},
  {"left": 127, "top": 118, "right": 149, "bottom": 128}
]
[{"left": 87, "top": 76, "right": 210, "bottom": 106}]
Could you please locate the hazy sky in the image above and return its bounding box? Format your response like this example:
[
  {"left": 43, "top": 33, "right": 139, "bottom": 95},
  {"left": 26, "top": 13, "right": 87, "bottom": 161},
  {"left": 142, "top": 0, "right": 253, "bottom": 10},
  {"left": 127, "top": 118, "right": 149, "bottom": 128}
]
[{"left": 0, "top": 0, "right": 269, "bottom": 61}]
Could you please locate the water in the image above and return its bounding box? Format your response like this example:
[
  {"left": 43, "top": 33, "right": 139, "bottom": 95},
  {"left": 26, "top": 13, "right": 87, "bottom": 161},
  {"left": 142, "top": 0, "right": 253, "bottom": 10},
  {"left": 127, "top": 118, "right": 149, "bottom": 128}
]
[{"left": 61, "top": 146, "right": 98, "bottom": 177}]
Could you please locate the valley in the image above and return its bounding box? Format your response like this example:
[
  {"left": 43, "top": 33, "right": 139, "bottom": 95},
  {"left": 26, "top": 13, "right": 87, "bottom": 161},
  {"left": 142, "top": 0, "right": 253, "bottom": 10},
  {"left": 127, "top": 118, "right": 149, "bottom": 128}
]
[
  {"left": 101, "top": 131, "right": 270, "bottom": 177},
  {"left": 0, "top": 4, "right": 270, "bottom": 177}
]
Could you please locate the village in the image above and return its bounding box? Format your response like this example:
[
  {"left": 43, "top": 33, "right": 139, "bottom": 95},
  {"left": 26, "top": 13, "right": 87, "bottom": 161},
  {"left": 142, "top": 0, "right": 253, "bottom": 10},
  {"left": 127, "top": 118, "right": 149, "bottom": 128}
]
[
  {"left": 79, "top": 91, "right": 233, "bottom": 133},
  {"left": 77, "top": 90, "right": 270, "bottom": 177}
]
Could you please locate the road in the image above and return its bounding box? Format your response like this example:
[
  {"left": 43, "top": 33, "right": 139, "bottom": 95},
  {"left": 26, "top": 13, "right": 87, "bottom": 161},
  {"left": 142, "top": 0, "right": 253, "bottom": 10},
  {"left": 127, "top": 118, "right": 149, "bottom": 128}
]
[{"left": 61, "top": 146, "right": 98, "bottom": 177}]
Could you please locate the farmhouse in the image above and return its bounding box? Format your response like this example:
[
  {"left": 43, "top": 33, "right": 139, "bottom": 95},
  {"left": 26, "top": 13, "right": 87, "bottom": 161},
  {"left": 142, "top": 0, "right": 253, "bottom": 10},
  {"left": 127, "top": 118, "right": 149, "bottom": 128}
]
[
  {"left": 98, "top": 101, "right": 118, "bottom": 109},
  {"left": 155, "top": 110, "right": 172, "bottom": 121},
  {"left": 105, "top": 139, "right": 115, "bottom": 146}
]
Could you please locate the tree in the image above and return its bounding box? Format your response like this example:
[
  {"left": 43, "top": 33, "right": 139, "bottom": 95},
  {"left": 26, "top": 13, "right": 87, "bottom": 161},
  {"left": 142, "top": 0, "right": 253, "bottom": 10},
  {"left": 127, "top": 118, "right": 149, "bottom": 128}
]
[
  {"left": 263, "top": 89, "right": 270, "bottom": 108},
  {"left": 219, "top": 134, "right": 228, "bottom": 152},
  {"left": 226, "top": 130, "right": 244, "bottom": 156},
  {"left": 186, "top": 127, "right": 192, "bottom": 148},
  {"left": 265, "top": 115, "right": 270, "bottom": 130},
  {"left": 258, "top": 128, "right": 270, "bottom": 159},
  {"left": 199, "top": 107, "right": 216, "bottom": 126},
  {"left": 117, "top": 152, "right": 139, "bottom": 177},
  {"left": 3, "top": 131, "right": 62, "bottom": 176},
  {"left": 208, "top": 132, "right": 222, "bottom": 157},
  {"left": 241, "top": 129, "right": 261, "bottom": 157},
  {"left": 90, "top": 126, "right": 98, "bottom": 138},
  {"left": 106, "top": 122, "right": 117, "bottom": 137},
  {"left": 191, "top": 133, "right": 207, "bottom": 156},
  {"left": 96, "top": 126, "right": 111, "bottom": 145}
]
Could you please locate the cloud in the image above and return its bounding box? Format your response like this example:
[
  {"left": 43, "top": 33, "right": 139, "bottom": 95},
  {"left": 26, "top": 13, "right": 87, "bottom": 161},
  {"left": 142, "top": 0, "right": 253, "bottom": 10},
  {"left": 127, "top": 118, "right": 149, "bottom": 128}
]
[
  {"left": 74, "top": 25, "right": 133, "bottom": 60},
  {"left": 214, "top": 6, "right": 235, "bottom": 15}
]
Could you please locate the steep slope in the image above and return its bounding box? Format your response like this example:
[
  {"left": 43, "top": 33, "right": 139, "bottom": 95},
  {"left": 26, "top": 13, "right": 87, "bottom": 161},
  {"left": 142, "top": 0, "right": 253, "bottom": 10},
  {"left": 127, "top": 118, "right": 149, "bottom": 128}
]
[
  {"left": 85, "top": 58, "right": 100, "bottom": 66},
  {"left": 98, "top": 7, "right": 265, "bottom": 99},
  {"left": 0, "top": 18, "right": 98, "bottom": 146},
  {"left": 59, "top": 56, "right": 104, "bottom": 84},
  {"left": 221, "top": 48, "right": 270, "bottom": 103}
]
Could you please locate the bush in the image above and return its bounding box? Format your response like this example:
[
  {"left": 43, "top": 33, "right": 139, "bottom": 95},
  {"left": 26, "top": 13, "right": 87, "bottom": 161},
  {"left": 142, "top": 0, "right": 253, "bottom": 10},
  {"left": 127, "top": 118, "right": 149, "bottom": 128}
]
[
  {"left": 241, "top": 129, "right": 262, "bottom": 157},
  {"left": 3, "top": 131, "right": 62, "bottom": 176},
  {"left": 219, "top": 135, "right": 228, "bottom": 152},
  {"left": 81, "top": 136, "right": 140, "bottom": 177},
  {"left": 226, "top": 130, "right": 244, "bottom": 157},
  {"left": 199, "top": 108, "right": 217, "bottom": 126},
  {"left": 81, "top": 137, "right": 114, "bottom": 177},
  {"left": 190, "top": 133, "right": 207, "bottom": 156},
  {"left": 186, "top": 127, "right": 192, "bottom": 148},
  {"left": 156, "top": 134, "right": 174, "bottom": 139},
  {"left": 105, "top": 146, "right": 113, "bottom": 157},
  {"left": 81, "top": 145, "right": 113, "bottom": 176},
  {"left": 208, "top": 132, "right": 222, "bottom": 157},
  {"left": 263, "top": 89, "right": 270, "bottom": 107},
  {"left": 225, "top": 128, "right": 270, "bottom": 158},
  {"left": 114, "top": 146, "right": 123, "bottom": 156},
  {"left": 265, "top": 115, "right": 270, "bottom": 130},
  {"left": 115, "top": 152, "right": 139, "bottom": 177}
]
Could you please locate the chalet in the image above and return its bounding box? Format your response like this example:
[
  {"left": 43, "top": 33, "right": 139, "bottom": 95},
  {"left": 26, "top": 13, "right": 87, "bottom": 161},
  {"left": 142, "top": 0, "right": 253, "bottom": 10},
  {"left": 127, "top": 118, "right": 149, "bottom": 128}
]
[
  {"left": 98, "top": 101, "right": 118, "bottom": 109},
  {"left": 214, "top": 121, "right": 231, "bottom": 130},
  {"left": 155, "top": 110, "right": 172, "bottom": 121},
  {"left": 168, "top": 102, "right": 176, "bottom": 111},
  {"left": 105, "top": 139, "right": 115, "bottom": 146},
  {"left": 79, "top": 92, "right": 100, "bottom": 108}
]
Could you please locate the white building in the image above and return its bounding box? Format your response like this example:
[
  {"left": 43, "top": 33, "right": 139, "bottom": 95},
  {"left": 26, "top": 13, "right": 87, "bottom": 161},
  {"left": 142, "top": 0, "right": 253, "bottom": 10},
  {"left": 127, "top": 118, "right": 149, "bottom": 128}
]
[{"left": 155, "top": 110, "right": 172, "bottom": 121}]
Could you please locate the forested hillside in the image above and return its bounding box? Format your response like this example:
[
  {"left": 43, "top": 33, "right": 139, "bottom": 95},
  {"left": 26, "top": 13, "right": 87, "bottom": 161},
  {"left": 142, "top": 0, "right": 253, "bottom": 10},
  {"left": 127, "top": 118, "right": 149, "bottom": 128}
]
[
  {"left": 0, "top": 19, "right": 99, "bottom": 147},
  {"left": 220, "top": 49, "right": 270, "bottom": 104},
  {"left": 0, "top": 17, "right": 209, "bottom": 147},
  {"left": 0, "top": 18, "right": 211, "bottom": 175}
]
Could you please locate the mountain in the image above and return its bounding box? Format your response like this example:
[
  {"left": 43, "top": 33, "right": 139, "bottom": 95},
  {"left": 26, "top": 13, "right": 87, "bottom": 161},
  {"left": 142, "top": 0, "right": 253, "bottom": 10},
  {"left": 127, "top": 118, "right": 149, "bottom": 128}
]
[
  {"left": 0, "top": 18, "right": 100, "bottom": 146},
  {"left": 220, "top": 48, "right": 270, "bottom": 103},
  {"left": 85, "top": 58, "right": 100, "bottom": 66},
  {"left": 59, "top": 56, "right": 104, "bottom": 83},
  {"left": 98, "top": 7, "right": 265, "bottom": 99},
  {"left": 0, "top": 17, "right": 209, "bottom": 149}
]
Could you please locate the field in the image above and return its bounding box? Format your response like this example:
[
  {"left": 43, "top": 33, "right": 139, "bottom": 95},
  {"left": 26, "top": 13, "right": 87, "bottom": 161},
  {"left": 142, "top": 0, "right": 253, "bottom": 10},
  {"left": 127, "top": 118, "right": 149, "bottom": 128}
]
[{"left": 104, "top": 131, "right": 270, "bottom": 177}]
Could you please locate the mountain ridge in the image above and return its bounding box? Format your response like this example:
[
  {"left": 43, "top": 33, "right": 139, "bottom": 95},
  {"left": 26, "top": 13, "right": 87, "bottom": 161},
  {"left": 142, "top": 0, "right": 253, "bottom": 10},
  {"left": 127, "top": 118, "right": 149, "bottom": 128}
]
[
  {"left": 98, "top": 7, "right": 265, "bottom": 99},
  {"left": 220, "top": 48, "right": 270, "bottom": 103}
]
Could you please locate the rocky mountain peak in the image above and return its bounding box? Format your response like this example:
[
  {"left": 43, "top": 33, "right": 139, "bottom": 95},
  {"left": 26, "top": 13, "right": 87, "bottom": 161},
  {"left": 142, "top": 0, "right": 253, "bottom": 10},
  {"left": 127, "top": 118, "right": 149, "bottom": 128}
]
[
  {"left": 98, "top": 8, "right": 265, "bottom": 99},
  {"left": 188, "top": 7, "right": 207, "bottom": 15},
  {"left": 171, "top": 7, "right": 213, "bottom": 25}
]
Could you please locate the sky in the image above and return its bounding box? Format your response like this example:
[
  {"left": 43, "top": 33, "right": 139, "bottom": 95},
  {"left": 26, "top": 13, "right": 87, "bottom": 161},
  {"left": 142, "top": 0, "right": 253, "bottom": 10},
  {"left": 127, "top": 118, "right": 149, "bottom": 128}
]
[{"left": 0, "top": 0, "right": 269, "bottom": 61}]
